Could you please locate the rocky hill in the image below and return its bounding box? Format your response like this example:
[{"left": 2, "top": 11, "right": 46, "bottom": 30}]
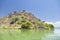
[{"left": 0, "top": 10, "right": 54, "bottom": 30}]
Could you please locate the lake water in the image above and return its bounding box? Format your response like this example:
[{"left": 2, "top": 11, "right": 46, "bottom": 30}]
[
  {"left": 42, "top": 29, "right": 60, "bottom": 40},
  {"left": 0, "top": 28, "right": 60, "bottom": 40}
]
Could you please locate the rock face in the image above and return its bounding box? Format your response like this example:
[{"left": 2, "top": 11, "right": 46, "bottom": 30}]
[{"left": 0, "top": 11, "right": 54, "bottom": 29}]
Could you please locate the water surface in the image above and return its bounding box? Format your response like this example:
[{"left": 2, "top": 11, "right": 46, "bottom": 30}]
[{"left": 0, "top": 28, "right": 60, "bottom": 40}]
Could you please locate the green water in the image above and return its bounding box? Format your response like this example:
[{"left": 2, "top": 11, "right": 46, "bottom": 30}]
[{"left": 0, "top": 29, "right": 60, "bottom": 40}]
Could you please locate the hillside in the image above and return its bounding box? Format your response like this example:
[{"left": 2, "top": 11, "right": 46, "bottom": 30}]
[{"left": 0, "top": 10, "right": 54, "bottom": 30}]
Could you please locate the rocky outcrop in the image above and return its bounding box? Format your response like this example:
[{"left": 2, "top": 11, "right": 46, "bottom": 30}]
[{"left": 0, "top": 10, "right": 54, "bottom": 30}]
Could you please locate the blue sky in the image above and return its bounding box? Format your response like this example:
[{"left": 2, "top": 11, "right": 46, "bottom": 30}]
[{"left": 0, "top": 0, "right": 60, "bottom": 22}]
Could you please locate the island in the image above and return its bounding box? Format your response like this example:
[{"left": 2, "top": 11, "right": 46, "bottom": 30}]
[{"left": 0, "top": 10, "right": 54, "bottom": 30}]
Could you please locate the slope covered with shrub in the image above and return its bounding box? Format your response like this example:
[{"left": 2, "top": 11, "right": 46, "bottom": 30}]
[{"left": 0, "top": 10, "right": 54, "bottom": 30}]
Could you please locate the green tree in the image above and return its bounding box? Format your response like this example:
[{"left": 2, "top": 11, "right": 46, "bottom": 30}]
[
  {"left": 21, "top": 20, "right": 33, "bottom": 29},
  {"left": 44, "top": 23, "right": 54, "bottom": 30},
  {"left": 48, "top": 24, "right": 54, "bottom": 29}
]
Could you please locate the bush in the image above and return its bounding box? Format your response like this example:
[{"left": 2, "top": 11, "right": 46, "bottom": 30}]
[
  {"left": 16, "top": 20, "right": 21, "bottom": 24},
  {"left": 14, "top": 25, "right": 21, "bottom": 29},
  {"left": 48, "top": 24, "right": 54, "bottom": 29},
  {"left": 3, "top": 25, "right": 8, "bottom": 29},
  {"left": 44, "top": 23, "right": 54, "bottom": 30},
  {"left": 37, "top": 22, "right": 43, "bottom": 25},
  {"left": 21, "top": 21, "right": 33, "bottom": 29},
  {"left": 10, "top": 16, "right": 19, "bottom": 24},
  {"left": 21, "top": 15, "right": 26, "bottom": 19}
]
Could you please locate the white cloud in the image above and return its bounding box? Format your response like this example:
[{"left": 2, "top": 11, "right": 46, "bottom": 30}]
[{"left": 45, "top": 21, "right": 60, "bottom": 28}]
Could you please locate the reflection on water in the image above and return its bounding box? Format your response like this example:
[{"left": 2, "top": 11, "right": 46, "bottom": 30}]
[
  {"left": 42, "top": 29, "right": 60, "bottom": 40},
  {"left": 20, "top": 29, "right": 54, "bottom": 40},
  {"left": 0, "top": 29, "right": 60, "bottom": 40},
  {"left": 0, "top": 29, "right": 54, "bottom": 40}
]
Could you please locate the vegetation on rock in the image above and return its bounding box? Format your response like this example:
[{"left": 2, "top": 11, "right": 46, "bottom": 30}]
[{"left": 0, "top": 10, "right": 54, "bottom": 30}]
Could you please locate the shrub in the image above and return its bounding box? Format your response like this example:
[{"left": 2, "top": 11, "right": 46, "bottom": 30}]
[
  {"left": 16, "top": 20, "right": 21, "bottom": 24},
  {"left": 48, "top": 24, "right": 54, "bottom": 29},
  {"left": 14, "top": 25, "right": 21, "bottom": 29},
  {"left": 3, "top": 25, "right": 8, "bottom": 29},
  {"left": 21, "top": 21, "right": 33, "bottom": 29},
  {"left": 10, "top": 16, "right": 19, "bottom": 24},
  {"left": 37, "top": 22, "right": 43, "bottom": 25},
  {"left": 21, "top": 15, "right": 26, "bottom": 19},
  {"left": 44, "top": 23, "right": 54, "bottom": 30}
]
